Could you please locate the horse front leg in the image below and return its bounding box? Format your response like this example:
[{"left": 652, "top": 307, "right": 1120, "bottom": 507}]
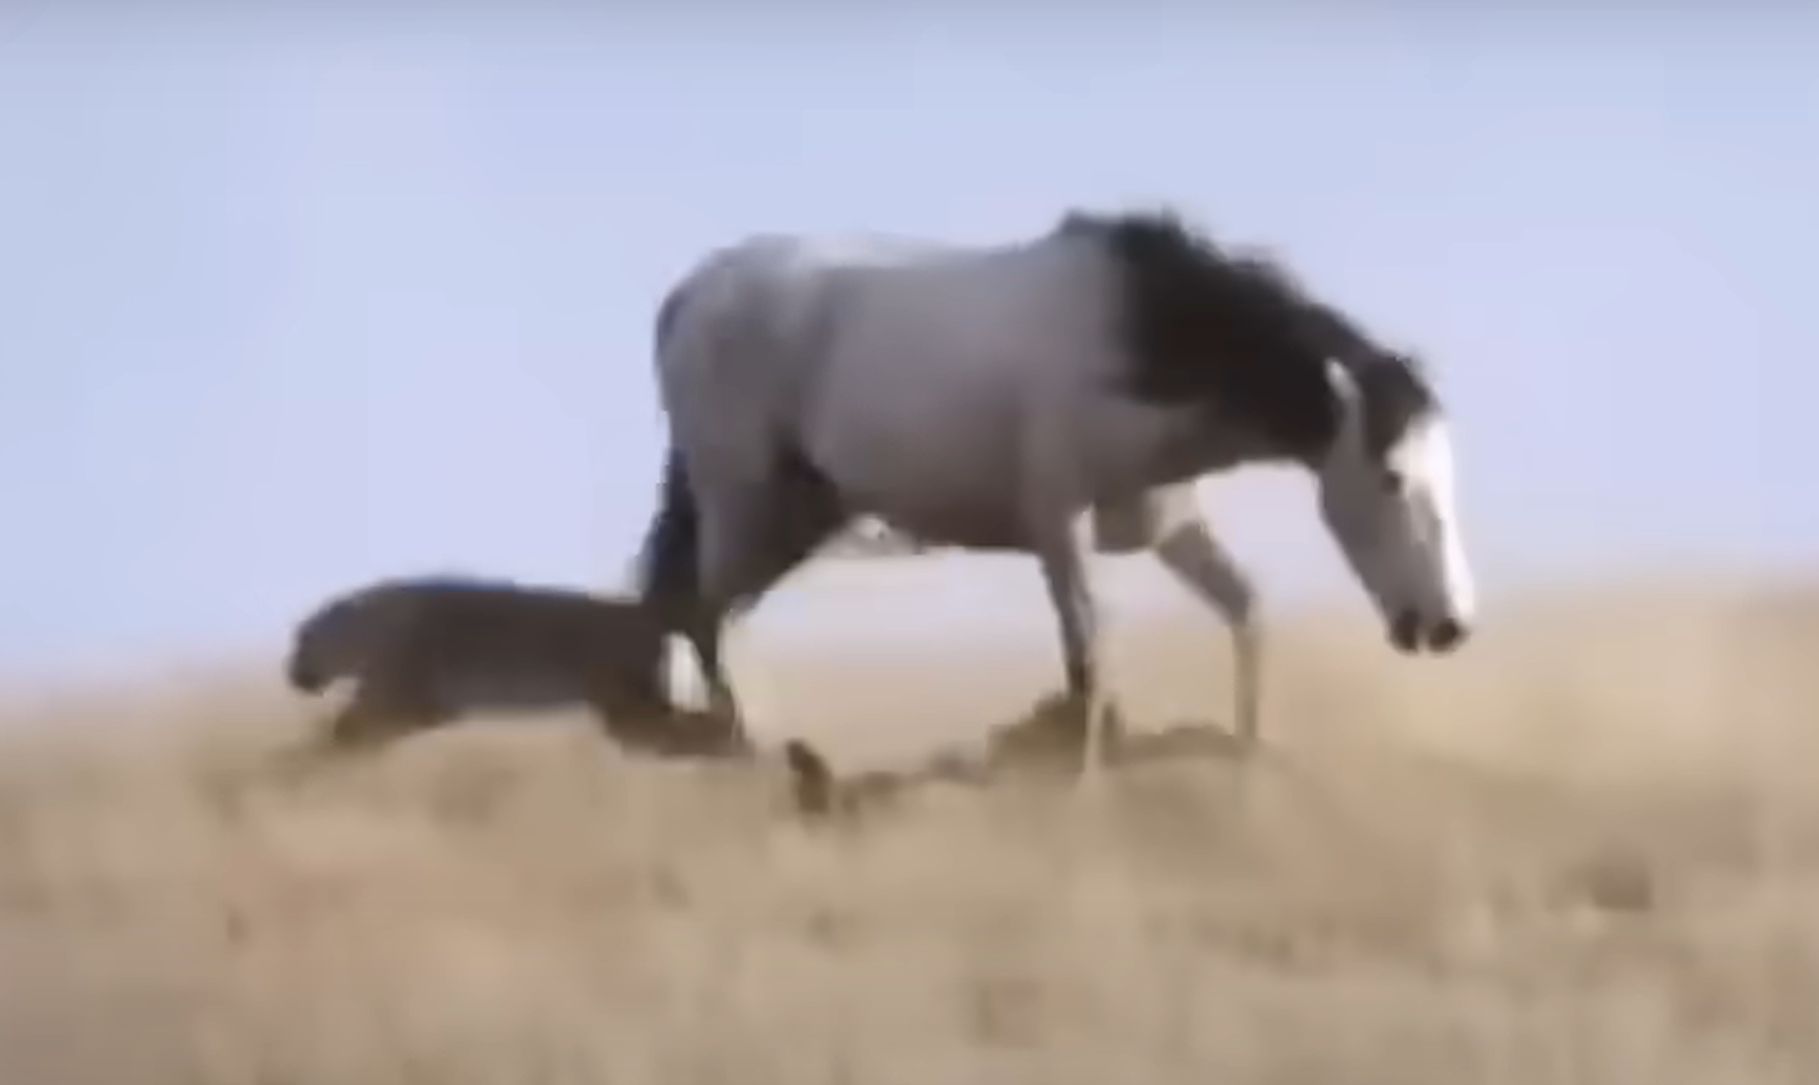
[
  {"left": 1146, "top": 484, "right": 1262, "bottom": 747},
  {"left": 1034, "top": 512, "right": 1121, "bottom": 787}
]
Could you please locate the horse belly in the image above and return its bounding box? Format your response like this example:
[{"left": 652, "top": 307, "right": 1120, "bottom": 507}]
[
  {"left": 817, "top": 410, "right": 1028, "bottom": 549},
  {"left": 873, "top": 491, "right": 1028, "bottom": 551}
]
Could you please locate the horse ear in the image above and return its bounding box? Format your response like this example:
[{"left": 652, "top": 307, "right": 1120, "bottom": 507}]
[
  {"left": 1318, "top": 357, "right": 1370, "bottom": 465},
  {"left": 1322, "top": 356, "right": 1355, "bottom": 395},
  {"left": 1323, "top": 358, "right": 1361, "bottom": 421}
]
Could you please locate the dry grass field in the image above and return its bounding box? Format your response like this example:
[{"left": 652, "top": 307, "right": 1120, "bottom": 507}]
[{"left": 3, "top": 577, "right": 1818, "bottom": 1084}]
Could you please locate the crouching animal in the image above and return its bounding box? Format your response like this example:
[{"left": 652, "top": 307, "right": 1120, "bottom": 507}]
[{"left": 284, "top": 574, "right": 734, "bottom": 757}]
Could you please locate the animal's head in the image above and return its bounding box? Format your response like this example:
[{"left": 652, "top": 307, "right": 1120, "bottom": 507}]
[
  {"left": 1312, "top": 350, "right": 1475, "bottom": 655},
  {"left": 286, "top": 588, "right": 371, "bottom": 693},
  {"left": 1077, "top": 207, "right": 1476, "bottom": 655}
]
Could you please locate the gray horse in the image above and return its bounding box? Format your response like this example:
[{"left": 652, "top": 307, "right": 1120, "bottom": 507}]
[{"left": 635, "top": 208, "right": 1476, "bottom": 778}]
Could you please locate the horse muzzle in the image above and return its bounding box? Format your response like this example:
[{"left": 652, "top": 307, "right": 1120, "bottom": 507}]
[{"left": 1391, "top": 610, "right": 1470, "bottom": 655}]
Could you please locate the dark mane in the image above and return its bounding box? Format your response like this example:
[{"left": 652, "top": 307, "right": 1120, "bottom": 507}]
[{"left": 1064, "top": 207, "right": 1436, "bottom": 463}]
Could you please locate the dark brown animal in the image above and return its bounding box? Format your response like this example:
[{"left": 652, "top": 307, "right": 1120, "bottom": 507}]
[{"left": 284, "top": 575, "right": 713, "bottom": 754}]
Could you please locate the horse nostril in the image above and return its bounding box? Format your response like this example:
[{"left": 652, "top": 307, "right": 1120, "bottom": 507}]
[
  {"left": 1428, "top": 616, "right": 1468, "bottom": 653},
  {"left": 1390, "top": 610, "right": 1421, "bottom": 653}
]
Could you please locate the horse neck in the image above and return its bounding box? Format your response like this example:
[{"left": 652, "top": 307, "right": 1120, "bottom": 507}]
[{"left": 1147, "top": 401, "right": 1302, "bottom": 480}]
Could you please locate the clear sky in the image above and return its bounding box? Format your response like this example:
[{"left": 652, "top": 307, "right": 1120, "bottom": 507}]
[{"left": 0, "top": 9, "right": 1811, "bottom": 684}]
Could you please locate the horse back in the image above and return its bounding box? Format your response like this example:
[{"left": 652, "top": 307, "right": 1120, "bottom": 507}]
[
  {"left": 656, "top": 230, "right": 1109, "bottom": 547},
  {"left": 806, "top": 241, "right": 1116, "bottom": 542}
]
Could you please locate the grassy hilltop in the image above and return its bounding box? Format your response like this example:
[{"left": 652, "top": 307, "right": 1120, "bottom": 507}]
[{"left": 1, "top": 577, "right": 1816, "bottom": 1084}]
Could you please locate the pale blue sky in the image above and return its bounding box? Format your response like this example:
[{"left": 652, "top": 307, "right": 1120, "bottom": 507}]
[{"left": 0, "top": 10, "right": 1811, "bottom": 683}]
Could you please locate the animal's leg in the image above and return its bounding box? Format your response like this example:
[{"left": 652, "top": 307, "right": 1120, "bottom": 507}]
[
  {"left": 1033, "top": 512, "right": 1119, "bottom": 786},
  {"left": 692, "top": 459, "right": 847, "bottom": 748},
  {"left": 270, "top": 703, "right": 351, "bottom": 781},
  {"left": 666, "top": 489, "right": 755, "bottom": 732},
  {"left": 324, "top": 698, "right": 400, "bottom": 754},
  {"left": 634, "top": 447, "right": 733, "bottom": 722},
  {"left": 584, "top": 649, "right": 713, "bottom": 757},
  {"left": 667, "top": 607, "right": 736, "bottom": 725},
  {"left": 1146, "top": 485, "right": 1262, "bottom": 747},
  {"left": 326, "top": 650, "right": 444, "bottom": 756}
]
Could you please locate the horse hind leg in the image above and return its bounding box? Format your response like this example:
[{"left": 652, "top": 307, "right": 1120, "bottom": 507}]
[
  {"left": 691, "top": 455, "right": 848, "bottom": 743},
  {"left": 671, "top": 604, "right": 738, "bottom": 726},
  {"left": 634, "top": 446, "right": 727, "bottom": 718}
]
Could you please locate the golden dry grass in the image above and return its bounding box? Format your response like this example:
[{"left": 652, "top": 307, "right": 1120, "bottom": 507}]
[{"left": 3, "top": 580, "right": 1819, "bottom": 1084}]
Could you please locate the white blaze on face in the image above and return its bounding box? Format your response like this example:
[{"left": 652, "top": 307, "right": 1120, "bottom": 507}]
[
  {"left": 1316, "top": 358, "right": 1475, "bottom": 651},
  {"left": 1386, "top": 413, "right": 1476, "bottom": 629}
]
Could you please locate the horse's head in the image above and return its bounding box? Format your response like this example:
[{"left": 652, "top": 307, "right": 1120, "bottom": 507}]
[
  {"left": 1314, "top": 353, "right": 1476, "bottom": 655},
  {"left": 1062, "top": 207, "right": 1478, "bottom": 653}
]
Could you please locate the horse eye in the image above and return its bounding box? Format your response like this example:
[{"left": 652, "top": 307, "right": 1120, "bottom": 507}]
[{"left": 1381, "top": 470, "right": 1408, "bottom": 496}]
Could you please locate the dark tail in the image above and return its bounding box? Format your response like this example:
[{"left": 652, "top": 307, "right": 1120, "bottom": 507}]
[
  {"left": 636, "top": 275, "right": 704, "bottom": 623},
  {"left": 636, "top": 446, "right": 701, "bottom": 622}
]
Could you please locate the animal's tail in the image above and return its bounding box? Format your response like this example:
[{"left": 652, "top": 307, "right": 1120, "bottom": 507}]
[
  {"left": 637, "top": 278, "right": 703, "bottom": 622},
  {"left": 636, "top": 445, "right": 701, "bottom": 620}
]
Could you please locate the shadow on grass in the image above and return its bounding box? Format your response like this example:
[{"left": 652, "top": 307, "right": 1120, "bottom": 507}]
[{"left": 788, "top": 690, "right": 1258, "bottom": 819}]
